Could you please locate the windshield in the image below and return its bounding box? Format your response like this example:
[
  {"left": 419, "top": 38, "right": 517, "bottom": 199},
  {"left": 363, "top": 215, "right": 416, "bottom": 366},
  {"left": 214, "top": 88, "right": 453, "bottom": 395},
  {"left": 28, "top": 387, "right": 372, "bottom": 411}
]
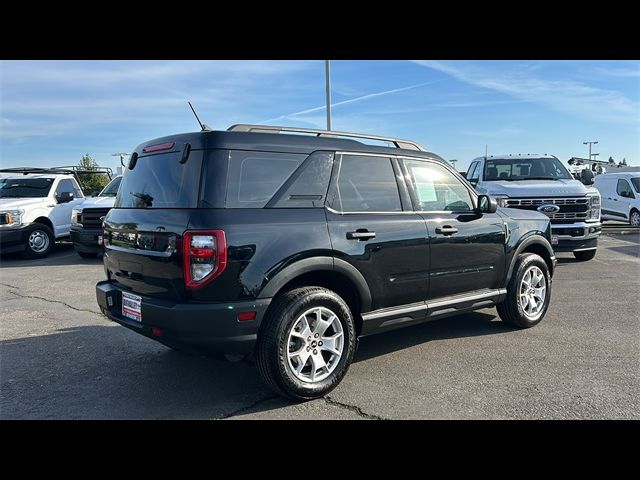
[
  {"left": 631, "top": 178, "right": 640, "bottom": 193},
  {"left": 0, "top": 177, "right": 54, "bottom": 198},
  {"left": 484, "top": 157, "right": 573, "bottom": 181},
  {"left": 99, "top": 176, "right": 122, "bottom": 197}
]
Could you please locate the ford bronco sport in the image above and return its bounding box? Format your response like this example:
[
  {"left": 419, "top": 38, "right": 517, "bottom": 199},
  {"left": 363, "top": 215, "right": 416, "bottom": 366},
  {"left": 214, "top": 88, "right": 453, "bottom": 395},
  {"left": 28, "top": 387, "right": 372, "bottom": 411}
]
[{"left": 96, "top": 125, "right": 557, "bottom": 400}]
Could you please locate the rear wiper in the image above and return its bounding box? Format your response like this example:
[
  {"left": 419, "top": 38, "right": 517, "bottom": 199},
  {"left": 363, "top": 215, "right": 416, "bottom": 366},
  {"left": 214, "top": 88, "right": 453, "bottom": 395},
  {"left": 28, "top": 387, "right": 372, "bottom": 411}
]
[{"left": 131, "top": 192, "right": 153, "bottom": 206}]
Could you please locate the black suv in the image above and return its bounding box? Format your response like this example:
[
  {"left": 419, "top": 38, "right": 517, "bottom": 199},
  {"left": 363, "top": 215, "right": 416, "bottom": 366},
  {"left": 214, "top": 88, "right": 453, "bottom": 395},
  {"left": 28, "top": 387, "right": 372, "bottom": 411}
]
[{"left": 96, "top": 125, "right": 557, "bottom": 400}]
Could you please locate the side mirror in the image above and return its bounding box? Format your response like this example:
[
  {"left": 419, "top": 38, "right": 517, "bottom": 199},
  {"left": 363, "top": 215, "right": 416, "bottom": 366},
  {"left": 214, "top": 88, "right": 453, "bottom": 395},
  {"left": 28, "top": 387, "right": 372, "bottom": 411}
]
[
  {"left": 477, "top": 194, "right": 497, "bottom": 214},
  {"left": 56, "top": 191, "right": 74, "bottom": 203}
]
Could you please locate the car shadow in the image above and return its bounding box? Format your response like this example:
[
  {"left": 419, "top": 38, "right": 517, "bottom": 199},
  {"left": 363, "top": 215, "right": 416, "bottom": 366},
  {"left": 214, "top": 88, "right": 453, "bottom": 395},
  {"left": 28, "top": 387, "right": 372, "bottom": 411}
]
[
  {"left": 1, "top": 310, "right": 514, "bottom": 419},
  {"left": 0, "top": 241, "right": 103, "bottom": 268},
  {"left": 355, "top": 311, "right": 511, "bottom": 362}
]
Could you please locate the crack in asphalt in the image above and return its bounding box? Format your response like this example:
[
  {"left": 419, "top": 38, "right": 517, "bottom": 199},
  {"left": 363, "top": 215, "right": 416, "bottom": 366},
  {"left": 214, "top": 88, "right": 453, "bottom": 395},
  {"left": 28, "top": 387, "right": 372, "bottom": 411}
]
[
  {"left": 214, "top": 395, "right": 279, "bottom": 419},
  {"left": 2, "top": 283, "right": 103, "bottom": 316},
  {"left": 324, "top": 395, "right": 388, "bottom": 420}
]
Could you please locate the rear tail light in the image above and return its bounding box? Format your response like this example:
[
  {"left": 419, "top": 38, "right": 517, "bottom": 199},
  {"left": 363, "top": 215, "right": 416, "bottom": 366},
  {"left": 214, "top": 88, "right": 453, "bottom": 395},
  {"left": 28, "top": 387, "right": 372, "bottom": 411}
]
[{"left": 183, "top": 230, "right": 227, "bottom": 288}]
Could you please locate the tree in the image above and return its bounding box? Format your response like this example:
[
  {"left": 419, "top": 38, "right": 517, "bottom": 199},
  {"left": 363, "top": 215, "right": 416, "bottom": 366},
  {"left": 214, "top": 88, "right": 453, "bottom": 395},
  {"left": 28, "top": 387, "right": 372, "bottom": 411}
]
[
  {"left": 622, "top": 158, "right": 627, "bottom": 166},
  {"left": 608, "top": 156, "right": 615, "bottom": 165},
  {"left": 77, "top": 154, "right": 109, "bottom": 195}
]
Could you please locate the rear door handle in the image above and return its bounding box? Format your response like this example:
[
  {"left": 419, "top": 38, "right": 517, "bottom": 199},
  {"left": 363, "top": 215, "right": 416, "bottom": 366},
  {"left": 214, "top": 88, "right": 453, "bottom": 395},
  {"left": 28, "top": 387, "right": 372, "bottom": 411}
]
[
  {"left": 613, "top": 198, "right": 618, "bottom": 201},
  {"left": 347, "top": 229, "right": 376, "bottom": 241},
  {"left": 435, "top": 226, "right": 458, "bottom": 236}
]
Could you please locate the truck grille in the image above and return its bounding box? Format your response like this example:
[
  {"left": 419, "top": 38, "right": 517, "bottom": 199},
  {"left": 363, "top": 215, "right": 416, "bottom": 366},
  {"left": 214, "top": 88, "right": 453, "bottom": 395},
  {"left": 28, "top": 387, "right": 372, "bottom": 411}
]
[
  {"left": 505, "top": 198, "right": 589, "bottom": 223},
  {"left": 79, "top": 208, "right": 110, "bottom": 229}
]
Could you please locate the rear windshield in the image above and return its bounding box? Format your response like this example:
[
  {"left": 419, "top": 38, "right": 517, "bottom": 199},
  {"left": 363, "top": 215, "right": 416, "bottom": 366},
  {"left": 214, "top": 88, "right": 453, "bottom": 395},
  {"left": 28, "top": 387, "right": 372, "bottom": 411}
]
[
  {"left": 115, "top": 151, "right": 203, "bottom": 208},
  {"left": 0, "top": 177, "right": 54, "bottom": 198}
]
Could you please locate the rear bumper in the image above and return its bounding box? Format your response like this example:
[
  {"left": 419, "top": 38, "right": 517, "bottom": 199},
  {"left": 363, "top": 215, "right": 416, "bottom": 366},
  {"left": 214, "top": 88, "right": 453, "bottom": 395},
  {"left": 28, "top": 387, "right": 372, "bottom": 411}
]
[
  {"left": 70, "top": 226, "right": 103, "bottom": 254},
  {"left": 96, "top": 280, "right": 271, "bottom": 356},
  {"left": 0, "top": 226, "right": 29, "bottom": 254}
]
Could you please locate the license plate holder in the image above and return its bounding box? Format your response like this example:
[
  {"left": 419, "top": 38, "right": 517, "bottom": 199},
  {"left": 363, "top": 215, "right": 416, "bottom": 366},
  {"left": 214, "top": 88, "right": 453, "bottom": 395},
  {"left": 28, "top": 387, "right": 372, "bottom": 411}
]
[
  {"left": 122, "top": 291, "right": 142, "bottom": 322},
  {"left": 551, "top": 234, "right": 559, "bottom": 245}
]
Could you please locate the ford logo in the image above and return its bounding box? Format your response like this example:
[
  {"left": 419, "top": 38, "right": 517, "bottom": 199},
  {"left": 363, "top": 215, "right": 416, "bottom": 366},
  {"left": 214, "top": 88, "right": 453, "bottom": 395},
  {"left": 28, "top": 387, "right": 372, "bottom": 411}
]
[{"left": 537, "top": 204, "right": 560, "bottom": 214}]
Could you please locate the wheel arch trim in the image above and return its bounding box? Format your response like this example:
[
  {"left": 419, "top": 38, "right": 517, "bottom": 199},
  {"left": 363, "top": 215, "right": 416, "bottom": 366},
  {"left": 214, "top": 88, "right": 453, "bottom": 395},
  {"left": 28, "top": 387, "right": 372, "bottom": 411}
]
[
  {"left": 506, "top": 235, "right": 555, "bottom": 284},
  {"left": 256, "top": 256, "right": 372, "bottom": 313}
]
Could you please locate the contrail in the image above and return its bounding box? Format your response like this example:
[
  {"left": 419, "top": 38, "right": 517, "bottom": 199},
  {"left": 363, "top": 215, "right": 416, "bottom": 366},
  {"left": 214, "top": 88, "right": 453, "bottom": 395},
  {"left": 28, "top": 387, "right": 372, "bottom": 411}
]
[{"left": 259, "top": 80, "right": 441, "bottom": 124}]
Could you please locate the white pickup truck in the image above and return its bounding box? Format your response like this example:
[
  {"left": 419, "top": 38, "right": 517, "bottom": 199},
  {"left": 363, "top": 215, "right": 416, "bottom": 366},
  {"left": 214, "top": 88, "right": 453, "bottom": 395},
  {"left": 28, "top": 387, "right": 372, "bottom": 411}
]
[{"left": 0, "top": 167, "right": 112, "bottom": 258}]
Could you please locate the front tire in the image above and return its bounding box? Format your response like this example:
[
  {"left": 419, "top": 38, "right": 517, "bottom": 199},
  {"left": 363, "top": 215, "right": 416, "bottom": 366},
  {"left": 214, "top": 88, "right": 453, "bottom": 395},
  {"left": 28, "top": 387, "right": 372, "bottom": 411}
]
[
  {"left": 256, "top": 287, "right": 357, "bottom": 401},
  {"left": 630, "top": 209, "right": 640, "bottom": 227},
  {"left": 497, "top": 253, "right": 551, "bottom": 328},
  {"left": 573, "top": 249, "right": 597, "bottom": 261},
  {"left": 22, "top": 223, "right": 54, "bottom": 259}
]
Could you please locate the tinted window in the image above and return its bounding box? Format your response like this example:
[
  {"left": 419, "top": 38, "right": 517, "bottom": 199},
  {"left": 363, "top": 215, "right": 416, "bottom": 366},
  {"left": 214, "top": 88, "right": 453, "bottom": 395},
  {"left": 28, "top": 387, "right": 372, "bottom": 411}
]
[
  {"left": 226, "top": 151, "right": 306, "bottom": 208},
  {"left": 115, "top": 150, "right": 203, "bottom": 208},
  {"left": 331, "top": 155, "right": 401, "bottom": 212},
  {"left": 617, "top": 179, "right": 634, "bottom": 198},
  {"left": 56, "top": 179, "right": 82, "bottom": 198},
  {"left": 0, "top": 177, "right": 54, "bottom": 198},
  {"left": 99, "top": 176, "right": 122, "bottom": 197},
  {"left": 270, "top": 151, "right": 334, "bottom": 208},
  {"left": 404, "top": 159, "right": 473, "bottom": 212}
]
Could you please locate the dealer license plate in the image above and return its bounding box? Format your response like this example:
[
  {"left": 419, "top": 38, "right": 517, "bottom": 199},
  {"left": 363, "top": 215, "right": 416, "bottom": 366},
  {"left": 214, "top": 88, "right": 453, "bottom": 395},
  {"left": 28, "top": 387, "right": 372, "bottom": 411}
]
[
  {"left": 551, "top": 235, "right": 559, "bottom": 245},
  {"left": 122, "top": 291, "right": 142, "bottom": 322}
]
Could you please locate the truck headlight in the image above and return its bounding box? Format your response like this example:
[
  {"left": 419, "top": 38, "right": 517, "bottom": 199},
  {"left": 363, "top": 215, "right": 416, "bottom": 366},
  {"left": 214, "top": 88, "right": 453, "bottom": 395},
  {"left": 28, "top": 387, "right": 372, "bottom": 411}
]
[
  {"left": 587, "top": 193, "right": 600, "bottom": 221},
  {"left": 71, "top": 208, "right": 82, "bottom": 224},
  {"left": 493, "top": 195, "right": 509, "bottom": 208},
  {"left": 0, "top": 209, "right": 24, "bottom": 227}
]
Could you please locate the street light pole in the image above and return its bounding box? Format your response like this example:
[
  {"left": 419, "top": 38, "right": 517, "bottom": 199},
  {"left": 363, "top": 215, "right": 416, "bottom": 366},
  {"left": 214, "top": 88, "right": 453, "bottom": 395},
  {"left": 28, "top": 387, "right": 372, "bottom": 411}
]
[
  {"left": 583, "top": 141, "right": 598, "bottom": 160},
  {"left": 325, "top": 60, "right": 332, "bottom": 131}
]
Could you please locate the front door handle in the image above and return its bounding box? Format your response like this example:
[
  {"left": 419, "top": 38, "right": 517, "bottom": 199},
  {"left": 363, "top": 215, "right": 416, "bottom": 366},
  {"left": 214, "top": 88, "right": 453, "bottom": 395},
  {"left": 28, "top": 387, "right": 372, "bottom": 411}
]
[
  {"left": 347, "top": 229, "right": 376, "bottom": 241},
  {"left": 435, "top": 225, "right": 458, "bottom": 236}
]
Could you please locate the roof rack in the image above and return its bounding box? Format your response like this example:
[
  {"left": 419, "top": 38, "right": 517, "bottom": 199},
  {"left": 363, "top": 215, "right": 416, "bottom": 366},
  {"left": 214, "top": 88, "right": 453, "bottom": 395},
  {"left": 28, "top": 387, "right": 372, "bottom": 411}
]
[
  {"left": 227, "top": 124, "right": 426, "bottom": 151},
  {"left": 0, "top": 166, "right": 113, "bottom": 179}
]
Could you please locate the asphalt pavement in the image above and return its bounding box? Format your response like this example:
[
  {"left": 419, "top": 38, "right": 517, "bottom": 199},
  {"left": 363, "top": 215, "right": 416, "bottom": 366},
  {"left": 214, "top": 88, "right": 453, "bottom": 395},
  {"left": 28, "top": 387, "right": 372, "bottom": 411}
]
[{"left": 1, "top": 226, "right": 638, "bottom": 419}]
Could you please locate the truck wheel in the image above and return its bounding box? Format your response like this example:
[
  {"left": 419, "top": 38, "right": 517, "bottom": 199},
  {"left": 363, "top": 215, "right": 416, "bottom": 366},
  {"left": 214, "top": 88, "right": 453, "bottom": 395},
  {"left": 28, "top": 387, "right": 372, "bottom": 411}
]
[
  {"left": 256, "top": 286, "right": 357, "bottom": 401},
  {"left": 573, "top": 249, "right": 597, "bottom": 261},
  {"left": 77, "top": 251, "right": 97, "bottom": 259},
  {"left": 497, "top": 253, "right": 551, "bottom": 329},
  {"left": 23, "top": 223, "right": 54, "bottom": 259}
]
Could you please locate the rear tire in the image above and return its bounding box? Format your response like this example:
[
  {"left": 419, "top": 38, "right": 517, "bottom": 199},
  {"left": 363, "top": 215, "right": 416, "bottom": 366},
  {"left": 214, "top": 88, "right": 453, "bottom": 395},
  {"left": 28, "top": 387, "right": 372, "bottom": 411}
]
[
  {"left": 573, "top": 249, "right": 597, "bottom": 261},
  {"left": 77, "top": 251, "right": 97, "bottom": 259},
  {"left": 256, "top": 286, "right": 357, "bottom": 401},
  {"left": 497, "top": 253, "right": 551, "bottom": 329},
  {"left": 22, "top": 223, "right": 54, "bottom": 259}
]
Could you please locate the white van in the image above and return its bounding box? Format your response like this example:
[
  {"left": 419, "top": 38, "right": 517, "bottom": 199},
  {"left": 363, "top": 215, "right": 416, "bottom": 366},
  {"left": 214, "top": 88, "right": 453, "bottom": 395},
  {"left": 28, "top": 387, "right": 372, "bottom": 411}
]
[{"left": 594, "top": 172, "right": 640, "bottom": 227}]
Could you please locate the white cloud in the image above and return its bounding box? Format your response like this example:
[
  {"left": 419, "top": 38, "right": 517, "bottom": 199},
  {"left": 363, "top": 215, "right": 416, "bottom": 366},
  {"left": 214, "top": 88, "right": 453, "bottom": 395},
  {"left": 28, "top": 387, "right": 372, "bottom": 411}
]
[{"left": 412, "top": 60, "right": 639, "bottom": 124}]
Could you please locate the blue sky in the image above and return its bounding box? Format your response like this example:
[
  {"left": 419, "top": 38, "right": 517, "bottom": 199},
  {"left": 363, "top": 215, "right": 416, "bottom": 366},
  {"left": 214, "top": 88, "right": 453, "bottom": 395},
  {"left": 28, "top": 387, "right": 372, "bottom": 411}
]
[{"left": 1, "top": 60, "right": 638, "bottom": 172}]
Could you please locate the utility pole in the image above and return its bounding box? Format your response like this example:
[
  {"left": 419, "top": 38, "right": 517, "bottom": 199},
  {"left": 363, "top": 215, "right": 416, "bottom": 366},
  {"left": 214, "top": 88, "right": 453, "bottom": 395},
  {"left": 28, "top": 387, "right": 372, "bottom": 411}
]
[
  {"left": 325, "top": 60, "right": 332, "bottom": 131},
  {"left": 583, "top": 141, "right": 598, "bottom": 160}
]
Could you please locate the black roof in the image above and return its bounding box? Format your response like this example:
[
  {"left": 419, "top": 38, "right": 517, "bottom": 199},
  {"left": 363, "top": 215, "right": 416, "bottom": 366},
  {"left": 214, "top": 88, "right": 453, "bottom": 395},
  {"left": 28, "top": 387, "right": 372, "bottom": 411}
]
[{"left": 134, "top": 130, "right": 446, "bottom": 163}]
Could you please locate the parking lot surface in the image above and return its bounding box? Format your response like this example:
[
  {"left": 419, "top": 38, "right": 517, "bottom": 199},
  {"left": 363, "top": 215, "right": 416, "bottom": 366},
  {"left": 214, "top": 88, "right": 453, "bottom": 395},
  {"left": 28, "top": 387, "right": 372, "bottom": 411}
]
[{"left": 1, "top": 227, "right": 638, "bottom": 419}]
